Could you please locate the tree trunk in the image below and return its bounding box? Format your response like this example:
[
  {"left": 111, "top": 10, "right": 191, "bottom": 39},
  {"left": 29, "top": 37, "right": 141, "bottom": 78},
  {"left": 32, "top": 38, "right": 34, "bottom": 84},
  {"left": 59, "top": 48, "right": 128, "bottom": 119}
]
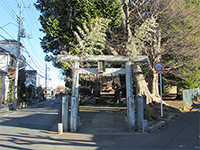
[
  {"left": 147, "top": 30, "right": 161, "bottom": 98},
  {"left": 148, "top": 69, "right": 160, "bottom": 98},
  {"left": 133, "top": 64, "right": 162, "bottom": 104}
]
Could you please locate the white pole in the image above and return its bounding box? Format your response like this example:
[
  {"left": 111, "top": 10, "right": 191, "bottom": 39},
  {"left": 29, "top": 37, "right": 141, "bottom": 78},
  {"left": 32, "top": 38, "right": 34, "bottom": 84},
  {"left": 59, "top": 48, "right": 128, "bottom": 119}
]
[
  {"left": 45, "top": 59, "right": 47, "bottom": 100},
  {"left": 13, "top": 4, "right": 23, "bottom": 110},
  {"left": 160, "top": 73, "right": 163, "bottom": 117}
]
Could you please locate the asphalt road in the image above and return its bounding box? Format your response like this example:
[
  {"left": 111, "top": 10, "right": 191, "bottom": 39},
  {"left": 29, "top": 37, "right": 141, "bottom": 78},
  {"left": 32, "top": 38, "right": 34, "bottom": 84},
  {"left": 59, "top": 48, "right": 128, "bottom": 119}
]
[{"left": 0, "top": 99, "right": 199, "bottom": 150}]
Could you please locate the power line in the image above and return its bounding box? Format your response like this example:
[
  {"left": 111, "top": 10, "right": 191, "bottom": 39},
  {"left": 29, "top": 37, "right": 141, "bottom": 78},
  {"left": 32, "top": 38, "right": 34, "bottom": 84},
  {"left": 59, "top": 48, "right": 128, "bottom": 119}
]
[
  {"left": 21, "top": 3, "right": 45, "bottom": 65},
  {"left": 0, "top": 11, "right": 45, "bottom": 74},
  {"left": 0, "top": 35, "right": 12, "bottom": 41},
  {"left": 0, "top": 0, "right": 18, "bottom": 23},
  {"left": 14, "top": 0, "right": 18, "bottom": 5},
  {"left": 0, "top": 27, "right": 15, "bottom": 40},
  {"left": 21, "top": 36, "right": 45, "bottom": 65},
  {"left": 2, "top": 0, "right": 46, "bottom": 67},
  {"left": 0, "top": 29, "right": 45, "bottom": 74},
  {"left": 0, "top": 42, "right": 45, "bottom": 77},
  {"left": 22, "top": 47, "right": 45, "bottom": 72},
  {"left": 1, "top": 22, "right": 18, "bottom": 28}
]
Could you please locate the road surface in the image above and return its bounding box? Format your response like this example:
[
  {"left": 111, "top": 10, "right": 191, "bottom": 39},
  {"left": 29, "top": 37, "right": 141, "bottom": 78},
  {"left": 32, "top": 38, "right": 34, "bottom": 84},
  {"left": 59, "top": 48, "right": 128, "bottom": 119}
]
[{"left": 0, "top": 99, "right": 199, "bottom": 150}]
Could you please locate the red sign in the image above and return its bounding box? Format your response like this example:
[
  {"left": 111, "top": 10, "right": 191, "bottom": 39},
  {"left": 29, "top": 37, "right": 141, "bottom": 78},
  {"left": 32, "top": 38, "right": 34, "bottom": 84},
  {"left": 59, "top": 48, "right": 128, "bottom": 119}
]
[{"left": 154, "top": 62, "right": 164, "bottom": 72}]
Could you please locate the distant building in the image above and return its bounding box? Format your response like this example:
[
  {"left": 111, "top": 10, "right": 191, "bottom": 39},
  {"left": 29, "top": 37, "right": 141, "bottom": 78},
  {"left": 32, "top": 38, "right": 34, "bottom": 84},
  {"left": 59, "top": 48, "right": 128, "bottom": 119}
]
[
  {"left": 46, "top": 87, "right": 52, "bottom": 97},
  {"left": 25, "top": 70, "right": 37, "bottom": 101},
  {"left": 56, "top": 86, "right": 65, "bottom": 94},
  {"left": 25, "top": 70, "right": 37, "bottom": 87},
  {"left": 42, "top": 87, "right": 54, "bottom": 98}
]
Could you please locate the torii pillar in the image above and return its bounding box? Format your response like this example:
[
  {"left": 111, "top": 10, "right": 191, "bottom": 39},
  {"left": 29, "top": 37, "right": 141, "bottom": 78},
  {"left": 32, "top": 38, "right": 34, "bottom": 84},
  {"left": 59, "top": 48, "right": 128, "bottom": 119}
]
[
  {"left": 70, "top": 61, "right": 79, "bottom": 132},
  {"left": 126, "top": 62, "right": 135, "bottom": 131}
]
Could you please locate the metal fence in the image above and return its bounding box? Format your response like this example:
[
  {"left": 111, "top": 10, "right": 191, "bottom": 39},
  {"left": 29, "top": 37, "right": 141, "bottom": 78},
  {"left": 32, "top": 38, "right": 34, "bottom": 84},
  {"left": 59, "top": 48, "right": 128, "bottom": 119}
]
[{"left": 182, "top": 88, "right": 200, "bottom": 111}]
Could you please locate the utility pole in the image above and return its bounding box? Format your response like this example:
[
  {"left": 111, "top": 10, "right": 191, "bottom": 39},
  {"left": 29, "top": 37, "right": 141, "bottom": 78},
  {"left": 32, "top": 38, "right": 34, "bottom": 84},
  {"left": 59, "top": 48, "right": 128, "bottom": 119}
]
[
  {"left": 13, "top": 4, "right": 23, "bottom": 110},
  {"left": 45, "top": 59, "right": 47, "bottom": 100}
]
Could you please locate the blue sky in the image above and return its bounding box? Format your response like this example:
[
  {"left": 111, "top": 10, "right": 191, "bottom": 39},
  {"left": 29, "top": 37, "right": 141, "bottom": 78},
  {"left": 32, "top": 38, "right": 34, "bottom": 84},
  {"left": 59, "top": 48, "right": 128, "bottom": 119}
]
[{"left": 0, "top": 0, "right": 65, "bottom": 88}]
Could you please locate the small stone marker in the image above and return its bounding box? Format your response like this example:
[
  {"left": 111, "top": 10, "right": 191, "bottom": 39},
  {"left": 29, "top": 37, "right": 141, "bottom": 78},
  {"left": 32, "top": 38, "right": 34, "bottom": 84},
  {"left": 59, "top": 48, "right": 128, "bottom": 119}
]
[{"left": 58, "top": 123, "right": 63, "bottom": 134}]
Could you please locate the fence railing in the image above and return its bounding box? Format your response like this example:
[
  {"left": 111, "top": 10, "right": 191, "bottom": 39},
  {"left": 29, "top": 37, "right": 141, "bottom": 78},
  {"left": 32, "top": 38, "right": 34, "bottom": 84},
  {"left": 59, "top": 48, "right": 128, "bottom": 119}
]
[{"left": 182, "top": 88, "right": 200, "bottom": 111}]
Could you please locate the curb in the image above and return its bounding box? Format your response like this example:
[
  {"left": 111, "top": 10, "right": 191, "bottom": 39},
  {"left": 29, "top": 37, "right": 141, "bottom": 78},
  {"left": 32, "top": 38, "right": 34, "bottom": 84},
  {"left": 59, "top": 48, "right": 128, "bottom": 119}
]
[{"left": 147, "top": 115, "right": 175, "bottom": 133}]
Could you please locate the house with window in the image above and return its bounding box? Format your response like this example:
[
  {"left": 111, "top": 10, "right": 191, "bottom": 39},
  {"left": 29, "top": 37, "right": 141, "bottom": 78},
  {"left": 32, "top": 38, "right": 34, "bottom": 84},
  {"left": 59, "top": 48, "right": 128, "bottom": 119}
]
[{"left": 0, "top": 40, "right": 26, "bottom": 104}]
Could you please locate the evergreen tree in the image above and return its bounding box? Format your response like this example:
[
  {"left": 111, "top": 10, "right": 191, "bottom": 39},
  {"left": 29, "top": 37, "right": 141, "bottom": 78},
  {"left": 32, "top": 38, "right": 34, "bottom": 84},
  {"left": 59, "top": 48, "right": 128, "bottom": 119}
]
[{"left": 35, "top": 0, "right": 121, "bottom": 60}]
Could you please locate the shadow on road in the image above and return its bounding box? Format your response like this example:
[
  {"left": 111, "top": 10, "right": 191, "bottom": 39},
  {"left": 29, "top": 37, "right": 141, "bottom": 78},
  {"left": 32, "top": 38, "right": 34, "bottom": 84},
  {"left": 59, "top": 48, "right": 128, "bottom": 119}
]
[
  {"left": 0, "top": 132, "right": 97, "bottom": 150},
  {"left": 0, "top": 113, "right": 59, "bottom": 131}
]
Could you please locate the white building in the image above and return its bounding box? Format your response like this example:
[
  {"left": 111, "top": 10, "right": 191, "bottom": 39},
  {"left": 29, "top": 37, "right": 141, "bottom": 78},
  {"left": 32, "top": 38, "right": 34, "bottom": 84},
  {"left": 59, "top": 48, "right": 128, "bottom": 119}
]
[{"left": 0, "top": 40, "right": 26, "bottom": 103}]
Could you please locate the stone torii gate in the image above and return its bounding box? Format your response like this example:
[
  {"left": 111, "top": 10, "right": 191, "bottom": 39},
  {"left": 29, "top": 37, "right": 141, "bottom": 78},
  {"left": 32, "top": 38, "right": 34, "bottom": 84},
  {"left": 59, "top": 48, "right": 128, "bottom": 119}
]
[{"left": 57, "top": 54, "right": 147, "bottom": 132}]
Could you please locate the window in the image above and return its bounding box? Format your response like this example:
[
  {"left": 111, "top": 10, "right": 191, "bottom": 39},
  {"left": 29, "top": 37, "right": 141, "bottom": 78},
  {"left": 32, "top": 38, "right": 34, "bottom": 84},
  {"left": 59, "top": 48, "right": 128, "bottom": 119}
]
[{"left": 9, "top": 57, "right": 15, "bottom": 66}]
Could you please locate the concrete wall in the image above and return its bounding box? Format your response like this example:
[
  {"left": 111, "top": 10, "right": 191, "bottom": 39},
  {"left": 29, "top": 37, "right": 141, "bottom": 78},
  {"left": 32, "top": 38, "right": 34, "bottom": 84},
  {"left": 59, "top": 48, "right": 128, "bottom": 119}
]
[{"left": 182, "top": 88, "right": 200, "bottom": 111}]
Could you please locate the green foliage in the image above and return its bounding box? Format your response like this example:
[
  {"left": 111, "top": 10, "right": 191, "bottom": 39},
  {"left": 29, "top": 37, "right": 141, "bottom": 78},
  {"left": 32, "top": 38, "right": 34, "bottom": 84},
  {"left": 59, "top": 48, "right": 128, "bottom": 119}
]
[
  {"left": 94, "top": 0, "right": 122, "bottom": 28},
  {"left": 26, "top": 86, "right": 33, "bottom": 101},
  {"left": 7, "top": 80, "right": 14, "bottom": 104},
  {"left": 36, "top": 86, "right": 43, "bottom": 93},
  {"left": 70, "top": 17, "right": 110, "bottom": 56},
  {"left": 17, "top": 81, "right": 26, "bottom": 103},
  {"left": 35, "top": 0, "right": 97, "bottom": 57},
  {"left": 0, "top": 76, "right": 2, "bottom": 88},
  {"left": 181, "top": 66, "right": 200, "bottom": 89},
  {"left": 35, "top": 0, "right": 121, "bottom": 59},
  {"left": 161, "top": 0, "right": 200, "bottom": 88},
  {"left": 35, "top": 0, "right": 122, "bottom": 91}
]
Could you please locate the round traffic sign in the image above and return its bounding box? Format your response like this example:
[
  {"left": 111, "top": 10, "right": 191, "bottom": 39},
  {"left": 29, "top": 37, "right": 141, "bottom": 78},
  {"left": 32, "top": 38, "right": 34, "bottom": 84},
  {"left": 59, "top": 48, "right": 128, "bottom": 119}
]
[{"left": 154, "top": 62, "right": 164, "bottom": 72}]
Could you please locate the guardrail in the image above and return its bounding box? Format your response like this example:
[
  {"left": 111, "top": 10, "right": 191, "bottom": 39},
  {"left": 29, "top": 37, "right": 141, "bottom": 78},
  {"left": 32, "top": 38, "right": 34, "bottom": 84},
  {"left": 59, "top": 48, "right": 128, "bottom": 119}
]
[{"left": 182, "top": 88, "right": 200, "bottom": 111}]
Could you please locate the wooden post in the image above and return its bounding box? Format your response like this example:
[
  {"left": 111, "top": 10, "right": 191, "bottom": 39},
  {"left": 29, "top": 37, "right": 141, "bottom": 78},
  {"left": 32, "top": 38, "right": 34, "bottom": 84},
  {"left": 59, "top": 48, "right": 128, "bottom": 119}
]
[
  {"left": 62, "top": 95, "right": 69, "bottom": 132},
  {"left": 70, "top": 61, "right": 79, "bottom": 132}
]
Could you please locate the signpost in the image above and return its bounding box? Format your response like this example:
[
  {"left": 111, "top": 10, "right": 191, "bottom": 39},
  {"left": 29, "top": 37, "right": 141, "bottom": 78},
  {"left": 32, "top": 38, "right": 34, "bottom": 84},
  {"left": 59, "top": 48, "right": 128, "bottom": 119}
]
[{"left": 154, "top": 62, "right": 164, "bottom": 117}]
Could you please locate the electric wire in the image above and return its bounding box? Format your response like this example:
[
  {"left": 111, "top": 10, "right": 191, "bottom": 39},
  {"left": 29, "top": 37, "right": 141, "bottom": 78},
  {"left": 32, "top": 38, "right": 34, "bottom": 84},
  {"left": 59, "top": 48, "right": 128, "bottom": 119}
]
[
  {"left": 0, "top": 23, "right": 45, "bottom": 75},
  {"left": 14, "top": 0, "right": 18, "bottom": 5},
  {"left": 20, "top": 0, "right": 45, "bottom": 65},
  {"left": 4, "top": 0, "right": 46, "bottom": 72},
  {"left": 0, "top": 35, "right": 45, "bottom": 78},
  {"left": 0, "top": 0, "right": 52, "bottom": 83},
  {"left": 0, "top": 45, "right": 45, "bottom": 79},
  {"left": 21, "top": 38, "right": 45, "bottom": 72},
  {"left": 2, "top": 0, "right": 46, "bottom": 69},
  {"left": 0, "top": 35, "right": 10, "bottom": 41},
  {"left": 22, "top": 47, "right": 45, "bottom": 73},
  {"left": 1, "top": 22, "right": 18, "bottom": 28},
  {"left": 0, "top": 0, "right": 18, "bottom": 23},
  {"left": 0, "top": 27, "right": 16, "bottom": 40}
]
